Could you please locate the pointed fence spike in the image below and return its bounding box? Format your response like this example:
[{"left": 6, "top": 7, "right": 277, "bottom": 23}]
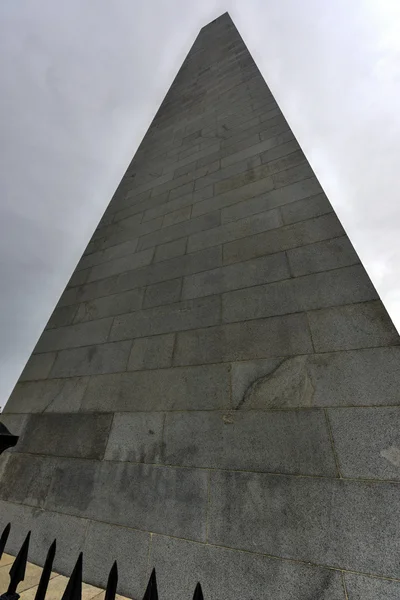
[
  {"left": 192, "top": 582, "right": 204, "bottom": 600},
  {"left": 34, "top": 540, "right": 56, "bottom": 600},
  {"left": 7, "top": 531, "right": 31, "bottom": 595},
  {"left": 142, "top": 568, "right": 158, "bottom": 600},
  {"left": 0, "top": 523, "right": 11, "bottom": 560},
  {"left": 104, "top": 561, "right": 118, "bottom": 600},
  {"left": 61, "top": 552, "right": 82, "bottom": 600}
]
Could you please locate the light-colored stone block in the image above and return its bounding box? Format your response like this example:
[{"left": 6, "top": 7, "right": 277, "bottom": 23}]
[{"left": 231, "top": 347, "right": 400, "bottom": 409}]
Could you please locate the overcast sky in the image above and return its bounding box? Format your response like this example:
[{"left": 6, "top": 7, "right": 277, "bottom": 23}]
[{"left": 1, "top": 0, "right": 400, "bottom": 405}]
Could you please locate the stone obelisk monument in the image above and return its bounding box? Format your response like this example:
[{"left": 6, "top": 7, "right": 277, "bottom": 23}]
[{"left": 1, "top": 12, "right": 400, "bottom": 600}]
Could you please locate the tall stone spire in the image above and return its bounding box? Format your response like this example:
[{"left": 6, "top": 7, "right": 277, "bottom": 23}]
[{"left": 1, "top": 12, "right": 400, "bottom": 600}]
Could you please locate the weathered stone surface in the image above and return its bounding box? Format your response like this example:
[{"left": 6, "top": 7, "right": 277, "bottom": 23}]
[
  {"left": 192, "top": 176, "right": 274, "bottom": 218},
  {"left": 222, "top": 264, "right": 377, "bottom": 323},
  {"left": 218, "top": 178, "right": 322, "bottom": 225},
  {"left": 101, "top": 237, "right": 139, "bottom": 262},
  {"left": 67, "top": 267, "right": 91, "bottom": 288},
  {"left": 78, "top": 246, "right": 222, "bottom": 303},
  {"left": 344, "top": 573, "right": 400, "bottom": 600},
  {"left": 272, "top": 162, "right": 314, "bottom": 189},
  {"left": 308, "top": 301, "right": 400, "bottom": 352},
  {"left": 110, "top": 295, "right": 221, "bottom": 341},
  {"left": 164, "top": 409, "right": 336, "bottom": 475},
  {"left": 143, "top": 278, "right": 182, "bottom": 308},
  {"left": 138, "top": 211, "right": 221, "bottom": 251},
  {"left": 46, "top": 305, "right": 78, "bottom": 329},
  {"left": 19, "top": 352, "right": 56, "bottom": 381},
  {"left": 88, "top": 248, "right": 154, "bottom": 282},
  {"left": 163, "top": 206, "right": 191, "bottom": 228},
  {"left": 231, "top": 347, "right": 400, "bottom": 408},
  {"left": 287, "top": 236, "right": 359, "bottom": 276},
  {"left": 182, "top": 252, "right": 289, "bottom": 299},
  {"left": 3, "top": 12, "right": 400, "bottom": 594},
  {"left": 188, "top": 207, "right": 283, "bottom": 253},
  {"left": 0, "top": 501, "right": 88, "bottom": 576},
  {"left": 0, "top": 453, "right": 55, "bottom": 507},
  {"left": 105, "top": 412, "right": 164, "bottom": 463},
  {"left": 82, "top": 364, "right": 231, "bottom": 412},
  {"left": 208, "top": 470, "right": 400, "bottom": 577},
  {"left": 195, "top": 155, "right": 261, "bottom": 191},
  {"left": 174, "top": 314, "right": 313, "bottom": 365},
  {"left": 213, "top": 150, "right": 306, "bottom": 196},
  {"left": 153, "top": 238, "right": 187, "bottom": 263},
  {"left": 0, "top": 413, "right": 28, "bottom": 440},
  {"left": 5, "top": 377, "right": 89, "bottom": 413},
  {"left": 329, "top": 407, "right": 400, "bottom": 480},
  {"left": 83, "top": 521, "right": 150, "bottom": 598},
  {"left": 55, "top": 286, "right": 81, "bottom": 308},
  {"left": 101, "top": 218, "right": 162, "bottom": 251},
  {"left": 127, "top": 333, "right": 175, "bottom": 371},
  {"left": 280, "top": 192, "right": 333, "bottom": 224},
  {"left": 150, "top": 535, "right": 345, "bottom": 600},
  {"left": 34, "top": 318, "right": 113, "bottom": 353},
  {"left": 220, "top": 131, "right": 295, "bottom": 169},
  {"left": 223, "top": 212, "right": 344, "bottom": 265},
  {"left": 49, "top": 341, "right": 131, "bottom": 378},
  {"left": 259, "top": 138, "right": 300, "bottom": 164},
  {"left": 17, "top": 413, "right": 112, "bottom": 459},
  {"left": 45, "top": 459, "right": 208, "bottom": 541},
  {"left": 73, "top": 289, "right": 144, "bottom": 323}
]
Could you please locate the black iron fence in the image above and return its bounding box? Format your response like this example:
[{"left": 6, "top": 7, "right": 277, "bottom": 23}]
[
  {"left": 0, "top": 424, "right": 18, "bottom": 455},
  {"left": 0, "top": 426, "right": 204, "bottom": 600},
  {"left": 0, "top": 523, "right": 204, "bottom": 600}
]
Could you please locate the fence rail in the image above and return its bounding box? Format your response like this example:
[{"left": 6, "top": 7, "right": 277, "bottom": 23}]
[{"left": 0, "top": 524, "right": 204, "bottom": 600}]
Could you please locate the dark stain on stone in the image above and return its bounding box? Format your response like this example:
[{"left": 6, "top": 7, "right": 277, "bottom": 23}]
[{"left": 87, "top": 346, "right": 97, "bottom": 361}]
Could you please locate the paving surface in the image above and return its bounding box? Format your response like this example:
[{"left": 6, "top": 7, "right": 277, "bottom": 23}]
[
  {"left": 1, "top": 11, "right": 400, "bottom": 600},
  {"left": 0, "top": 554, "right": 131, "bottom": 600}
]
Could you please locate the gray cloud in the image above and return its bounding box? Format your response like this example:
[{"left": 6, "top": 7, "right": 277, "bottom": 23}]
[{"left": 0, "top": 0, "right": 399, "bottom": 404}]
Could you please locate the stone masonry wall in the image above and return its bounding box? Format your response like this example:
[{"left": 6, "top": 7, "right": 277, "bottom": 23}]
[{"left": 1, "top": 12, "right": 400, "bottom": 600}]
